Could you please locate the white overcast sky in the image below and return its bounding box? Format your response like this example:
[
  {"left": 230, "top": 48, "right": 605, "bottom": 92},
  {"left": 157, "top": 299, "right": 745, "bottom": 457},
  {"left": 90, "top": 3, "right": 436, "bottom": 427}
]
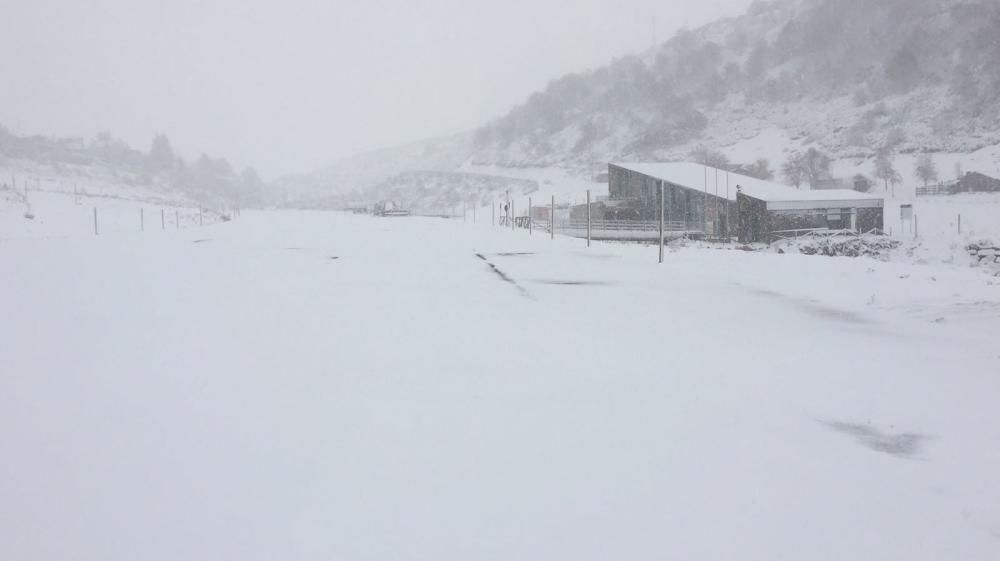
[{"left": 2, "top": 0, "right": 753, "bottom": 177}]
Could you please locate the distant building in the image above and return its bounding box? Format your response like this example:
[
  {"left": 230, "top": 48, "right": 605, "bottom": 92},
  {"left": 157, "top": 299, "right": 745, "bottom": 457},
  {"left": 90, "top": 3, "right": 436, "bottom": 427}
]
[
  {"left": 956, "top": 171, "right": 1000, "bottom": 194},
  {"left": 608, "top": 162, "right": 885, "bottom": 242},
  {"left": 373, "top": 200, "right": 410, "bottom": 217}
]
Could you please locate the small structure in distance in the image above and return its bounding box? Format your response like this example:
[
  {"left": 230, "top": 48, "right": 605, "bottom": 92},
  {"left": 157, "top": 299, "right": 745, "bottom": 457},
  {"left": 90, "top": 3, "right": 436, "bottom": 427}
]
[{"left": 373, "top": 200, "right": 411, "bottom": 217}]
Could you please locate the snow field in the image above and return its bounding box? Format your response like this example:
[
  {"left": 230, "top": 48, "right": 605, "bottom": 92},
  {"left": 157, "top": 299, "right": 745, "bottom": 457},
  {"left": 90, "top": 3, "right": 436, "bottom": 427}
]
[
  {"left": 1, "top": 189, "right": 226, "bottom": 241},
  {"left": 1, "top": 210, "right": 999, "bottom": 561}
]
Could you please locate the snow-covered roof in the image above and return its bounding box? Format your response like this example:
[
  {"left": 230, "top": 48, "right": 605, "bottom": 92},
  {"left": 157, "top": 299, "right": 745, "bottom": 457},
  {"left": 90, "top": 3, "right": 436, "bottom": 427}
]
[{"left": 611, "top": 162, "right": 884, "bottom": 206}]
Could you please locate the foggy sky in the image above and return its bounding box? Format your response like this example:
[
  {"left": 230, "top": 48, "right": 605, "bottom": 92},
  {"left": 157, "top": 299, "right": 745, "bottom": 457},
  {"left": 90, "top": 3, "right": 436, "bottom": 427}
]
[{"left": 2, "top": 0, "right": 753, "bottom": 177}]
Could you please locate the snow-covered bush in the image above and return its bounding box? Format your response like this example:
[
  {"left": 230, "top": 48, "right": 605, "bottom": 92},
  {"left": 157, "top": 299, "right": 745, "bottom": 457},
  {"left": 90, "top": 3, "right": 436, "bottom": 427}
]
[{"left": 786, "top": 234, "right": 901, "bottom": 258}]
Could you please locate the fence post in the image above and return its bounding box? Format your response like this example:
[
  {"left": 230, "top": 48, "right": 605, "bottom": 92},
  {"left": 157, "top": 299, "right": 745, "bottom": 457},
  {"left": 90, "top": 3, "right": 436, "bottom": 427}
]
[
  {"left": 93, "top": 208, "right": 98, "bottom": 236},
  {"left": 659, "top": 182, "right": 665, "bottom": 264},
  {"left": 958, "top": 213, "right": 962, "bottom": 235},
  {"left": 550, "top": 195, "right": 555, "bottom": 240},
  {"left": 161, "top": 209, "right": 165, "bottom": 230},
  {"left": 914, "top": 215, "right": 919, "bottom": 239},
  {"left": 199, "top": 208, "right": 203, "bottom": 226},
  {"left": 587, "top": 190, "right": 591, "bottom": 247},
  {"left": 511, "top": 200, "right": 515, "bottom": 231},
  {"left": 175, "top": 210, "right": 179, "bottom": 229},
  {"left": 140, "top": 208, "right": 144, "bottom": 232},
  {"left": 528, "top": 197, "right": 532, "bottom": 235}
]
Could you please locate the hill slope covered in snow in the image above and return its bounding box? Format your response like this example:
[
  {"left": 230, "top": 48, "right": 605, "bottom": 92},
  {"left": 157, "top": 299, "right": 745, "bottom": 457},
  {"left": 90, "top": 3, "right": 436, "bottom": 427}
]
[{"left": 284, "top": 0, "right": 1000, "bottom": 205}]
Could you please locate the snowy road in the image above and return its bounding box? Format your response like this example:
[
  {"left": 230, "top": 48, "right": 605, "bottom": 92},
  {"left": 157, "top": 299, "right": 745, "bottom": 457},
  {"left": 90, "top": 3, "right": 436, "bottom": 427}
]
[{"left": 2, "top": 211, "right": 999, "bottom": 560}]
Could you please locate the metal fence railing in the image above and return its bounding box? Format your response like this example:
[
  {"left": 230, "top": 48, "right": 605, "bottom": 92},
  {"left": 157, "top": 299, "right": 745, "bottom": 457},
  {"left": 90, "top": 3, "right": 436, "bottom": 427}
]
[
  {"left": 531, "top": 219, "right": 703, "bottom": 241},
  {"left": 916, "top": 184, "right": 954, "bottom": 197}
]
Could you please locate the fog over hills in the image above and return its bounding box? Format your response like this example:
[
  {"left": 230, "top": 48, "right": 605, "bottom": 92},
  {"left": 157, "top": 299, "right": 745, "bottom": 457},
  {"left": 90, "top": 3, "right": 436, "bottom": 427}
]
[
  {"left": 4, "top": 0, "right": 999, "bottom": 208},
  {"left": 284, "top": 0, "right": 1000, "bottom": 206}
]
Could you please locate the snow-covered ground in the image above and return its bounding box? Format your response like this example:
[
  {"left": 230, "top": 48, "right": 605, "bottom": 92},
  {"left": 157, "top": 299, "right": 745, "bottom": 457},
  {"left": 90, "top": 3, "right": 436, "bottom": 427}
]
[
  {"left": 1, "top": 187, "right": 226, "bottom": 240},
  {"left": 1, "top": 209, "right": 998, "bottom": 561}
]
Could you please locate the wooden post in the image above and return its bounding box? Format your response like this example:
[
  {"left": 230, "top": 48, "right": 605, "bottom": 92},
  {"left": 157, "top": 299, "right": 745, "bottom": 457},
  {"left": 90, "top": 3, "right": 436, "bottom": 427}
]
[
  {"left": 161, "top": 209, "right": 165, "bottom": 230},
  {"left": 93, "top": 208, "right": 98, "bottom": 236},
  {"left": 958, "top": 214, "right": 962, "bottom": 235},
  {"left": 659, "top": 182, "right": 665, "bottom": 264},
  {"left": 586, "top": 190, "right": 591, "bottom": 247},
  {"left": 199, "top": 208, "right": 203, "bottom": 226},
  {"left": 914, "top": 215, "right": 919, "bottom": 239},
  {"left": 511, "top": 200, "right": 515, "bottom": 231},
  {"left": 175, "top": 209, "right": 179, "bottom": 229},
  {"left": 140, "top": 208, "right": 144, "bottom": 231},
  {"left": 550, "top": 195, "right": 555, "bottom": 240}
]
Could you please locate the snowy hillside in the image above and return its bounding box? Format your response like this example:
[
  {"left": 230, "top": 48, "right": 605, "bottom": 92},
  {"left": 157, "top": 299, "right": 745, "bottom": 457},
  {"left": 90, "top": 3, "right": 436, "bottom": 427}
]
[
  {"left": 283, "top": 0, "right": 1000, "bottom": 215},
  {"left": 0, "top": 171, "right": 229, "bottom": 241},
  {"left": 0, "top": 127, "right": 268, "bottom": 208},
  {"left": 365, "top": 171, "right": 539, "bottom": 215},
  {"left": 472, "top": 0, "right": 1000, "bottom": 168},
  {"left": 272, "top": 133, "right": 476, "bottom": 204}
]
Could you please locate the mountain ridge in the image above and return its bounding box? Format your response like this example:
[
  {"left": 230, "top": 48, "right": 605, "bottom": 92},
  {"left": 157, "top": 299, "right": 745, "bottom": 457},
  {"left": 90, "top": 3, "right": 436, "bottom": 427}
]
[{"left": 282, "top": 0, "right": 1000, "bottom": 205}]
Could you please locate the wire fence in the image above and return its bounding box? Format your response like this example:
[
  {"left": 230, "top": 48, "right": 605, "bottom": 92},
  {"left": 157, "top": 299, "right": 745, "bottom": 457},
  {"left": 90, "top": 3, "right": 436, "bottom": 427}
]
[{"left": 1, "top": 179, "right": 239, "bottom": 238}]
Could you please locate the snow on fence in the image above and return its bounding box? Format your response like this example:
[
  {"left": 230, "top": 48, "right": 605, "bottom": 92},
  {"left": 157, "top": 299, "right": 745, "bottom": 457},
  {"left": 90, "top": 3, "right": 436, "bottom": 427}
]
[
  {"left": 915, "top": 184, "right": 953, "bottom": 197},
  {"left": 1, "top": 184, "right": 238, "bottom": 240}
]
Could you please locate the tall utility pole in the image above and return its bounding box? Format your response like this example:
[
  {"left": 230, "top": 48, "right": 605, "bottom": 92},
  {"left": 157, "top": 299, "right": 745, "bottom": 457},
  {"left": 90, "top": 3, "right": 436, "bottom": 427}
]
[
  {"left": 726, "top": 172, "right": 730, "bottom": 240},
  {"left": 703, "top": 166, "right": 709, "bottom": 237}
]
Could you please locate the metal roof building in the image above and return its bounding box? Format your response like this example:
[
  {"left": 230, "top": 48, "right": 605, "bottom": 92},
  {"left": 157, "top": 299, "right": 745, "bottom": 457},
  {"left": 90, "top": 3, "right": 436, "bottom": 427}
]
[{"left": 608, "top": 162, "right": 885, "bottom": 242}]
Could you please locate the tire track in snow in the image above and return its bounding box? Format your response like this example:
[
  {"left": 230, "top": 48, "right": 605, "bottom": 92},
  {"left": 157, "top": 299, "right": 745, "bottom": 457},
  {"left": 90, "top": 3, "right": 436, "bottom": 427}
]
[{"left": 475, "top": 253, "right": 531, "bottom": 298}]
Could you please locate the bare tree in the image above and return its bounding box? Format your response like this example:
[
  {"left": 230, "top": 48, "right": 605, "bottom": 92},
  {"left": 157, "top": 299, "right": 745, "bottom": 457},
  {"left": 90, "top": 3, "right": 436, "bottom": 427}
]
[
  {"left": 690, "top": 145, "right": 730, "bottom": 168},
  {"left": 802, "top": 148, "right": 832, "bottom": 186},
  {"left": 782, "top": 152, "right": 807, "bottom": 188},
  {"left": 782, "top": 148, "right": 831, "bottom": 188},
  {"left": 853, "top": 174, "right": 874, "bottom": 193},
  {"left": 874, "top": 148, "right": 902, "bottom": 196},
  {"left": 913, "top": 153, "right": 938, "bottom": 187},
  {"left": 746, "top": 158, "right": 773, "bottom": 180}
]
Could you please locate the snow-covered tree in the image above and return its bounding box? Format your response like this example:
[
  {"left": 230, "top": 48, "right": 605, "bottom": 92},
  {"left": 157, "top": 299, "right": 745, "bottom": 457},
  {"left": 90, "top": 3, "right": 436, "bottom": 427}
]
[
  {"left": 782, "top": 148, "right": 831, "bottom": 188},
  {"left": 148, "top": 133, "right": 176, "bottom": 171},
  {"left": 690, "top": 145, "right": 729, "bottom": 168},
  {"left": 874, "top": 149, "right": 902, "bottom": 195},
  {"left": 913, "top": 154, "right": 938, "bottom": 187},
  {"left": 783, "top": 152, "right": 806, "bottom": 188},
  {"left": 747, "top": 158, "right": 773, "bottom": 180}
]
